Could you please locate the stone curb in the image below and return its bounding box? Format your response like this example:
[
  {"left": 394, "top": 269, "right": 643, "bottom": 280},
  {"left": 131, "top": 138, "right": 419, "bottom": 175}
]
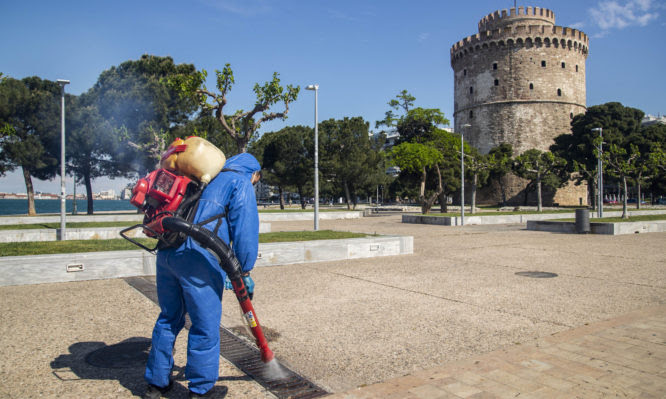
[
  {"left": 526, "top": 219, "right": 666, "bottom": 235},
  {"left": 403, "top": 209, "right": 666, "bottom": 226},
  {"left": 0, "top": 235, "right": 413, "bottom": 287}
]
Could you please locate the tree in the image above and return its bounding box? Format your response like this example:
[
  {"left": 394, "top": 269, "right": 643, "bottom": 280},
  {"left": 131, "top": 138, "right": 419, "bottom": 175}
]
[
  {"left": 90, "top": 55, "right": 199, "bottom": 176},
  {"left": 551, "top": 102, "right": 644, "bottom": 209},
  {"left": 465, "top": 148, "right": 492, "bottom": 213},
  {"left": 430, "top": 129, "right": 464, "bottom": 213},
  {"left": 169, "top": 64, "right": 299, "bottom": 153},
  {"left": 376, "top": 89, "right": 415, "bottom": 129},
  {"left": 390, "top": 142, "right": 443, "bottom": 213},
  {"left": 0, "top": 76, "right": 60, "bottom": 215},
  {"left": 512, "top": 149, "right": 567, "bottom": 212},
  {"left": 257, "top": 126, "right": 314, "bottom": 209},
  {"left": 396, "top": 108, "right": 449, "bottom": 145},
  {"left": 66, "top": 93, "right": 129, "bottom": 214},
  {"left": 487, "top": 143, "right": 513, "bottom": 206},
  {"left": 171, "top": 112, "right": 238, "bottom": 158},
  {"left": 603, "top": 144, "right": 640, "bottom": 219},
  {"left": 627, "top": 123, "right": 666, "bottom": 207},
  {"left": 319, "top": 117, "right": 384, "bottom": 209}
]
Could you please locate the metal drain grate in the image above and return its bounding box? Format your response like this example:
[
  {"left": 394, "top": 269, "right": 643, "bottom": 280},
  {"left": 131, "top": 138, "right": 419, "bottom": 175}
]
[
  {"left": 125, "top": 276, "right": 328, "bottom": 399},
  {"left": 515, "top": 271, "right": 558, "bottom": 278}
]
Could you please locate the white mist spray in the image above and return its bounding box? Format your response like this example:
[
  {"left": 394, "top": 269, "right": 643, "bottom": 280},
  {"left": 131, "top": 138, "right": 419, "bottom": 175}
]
[{"left": 263, "top": 358, "right": 289, "bottom": 381}]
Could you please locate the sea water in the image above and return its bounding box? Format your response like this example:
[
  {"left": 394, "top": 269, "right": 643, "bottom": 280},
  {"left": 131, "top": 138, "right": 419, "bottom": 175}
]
[{"left": 0, "top": 199, "right": 135, "bottom": 215}]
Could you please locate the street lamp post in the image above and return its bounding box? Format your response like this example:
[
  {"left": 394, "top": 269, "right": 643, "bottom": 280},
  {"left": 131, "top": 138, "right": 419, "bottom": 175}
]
[
  {"left": 461, "top": 124, "right": 471, "bottom": 226},
  {"left": 57, "top": 79, "right": 70, "bottom": 240},
  {"left": 592, "top": 127, "right": 603, "bottom": 218},
  {"left": 306, "top": 84, "right": 319, "bottom": 231}
]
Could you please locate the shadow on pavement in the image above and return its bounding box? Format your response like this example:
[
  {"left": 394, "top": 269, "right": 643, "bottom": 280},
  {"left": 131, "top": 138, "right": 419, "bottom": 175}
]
[{"left": 50, "top": 337, "right": 194, "bottom": 398}]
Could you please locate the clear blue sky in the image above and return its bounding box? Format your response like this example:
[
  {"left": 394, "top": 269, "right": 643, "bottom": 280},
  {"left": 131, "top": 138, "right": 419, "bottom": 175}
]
[{"left": 2, "top": 0, "right": 665, "bottom": 194}]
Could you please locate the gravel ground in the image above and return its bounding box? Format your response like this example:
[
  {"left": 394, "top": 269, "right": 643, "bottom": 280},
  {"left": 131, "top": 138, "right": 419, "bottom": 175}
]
[{"left": 1, "top": 214, "right": 664, "bottom": 397}]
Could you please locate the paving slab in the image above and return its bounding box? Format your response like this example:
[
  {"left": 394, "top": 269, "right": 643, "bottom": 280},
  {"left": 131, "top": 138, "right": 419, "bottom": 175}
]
[
  {"left": 328, "top": 305, "right": 666, "bottom": 398},
  {"left": 0, "top": 215, "right": 664, "bottom": 398}
]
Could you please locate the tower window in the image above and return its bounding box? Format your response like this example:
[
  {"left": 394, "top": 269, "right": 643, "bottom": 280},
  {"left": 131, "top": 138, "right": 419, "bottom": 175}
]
[
  {"left": 469, "top": 110, "right": 474, "bottom": 118},
  {"left": 529, "top": 83, "right": 534, "bottom": 90},
  {"left": 576, "top": 65, "right": 579, "bottom": 72},
  {"left": 494, "top": 79, "right": 499, "bottom": 86},
  {"left": 541, "top": 60, "right": 546, "bottom": 67},
  {"left": 470, "top": 87, "right": 474, "bottom": 94},
  {"left": 493, "top": 62, "right": 498, "bottom": 70},
  {"left": 557, "top": 88, "right": 562, "bottom": 96},
  {"left": 570, "top": 112, "right": 574, "bottom": 119},
  {"left": 464, "top": 69, "right": 467, "bottom": 76},
  {"left": 561, "top": 62, "right": 566, "bottom": 68}
]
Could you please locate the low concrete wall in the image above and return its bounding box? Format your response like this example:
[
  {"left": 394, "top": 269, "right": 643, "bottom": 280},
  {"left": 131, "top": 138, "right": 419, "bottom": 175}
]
[
  {"left": 255, "top": 235, "right": 413, "bottom": 267},
  {"left": 259, "top": 211, "right": 362, "bottom": 222},
  {"left": 526, "top": 220, "right": 666, "bottom": 235},
  {"left": 0, "top": 211, "right": 362, "bottom": 226},
  {"left": 0, "top": 223, "right": 272, "bottom": 243},
  {"left": 0, "top": 235, "right": 413, "bottom": 287},
  {"left": 0, "top": 214, "right": 143, "bottom": 225},
  {"left": 403, "top": 209, "right": 666, "bottom": 226}
]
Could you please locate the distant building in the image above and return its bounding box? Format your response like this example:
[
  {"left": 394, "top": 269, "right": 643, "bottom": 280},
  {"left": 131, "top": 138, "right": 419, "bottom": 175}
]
[
  {"left": 120, "top": 186, "right": 133, "bottom": 200},
  {"left": 97, "top": 189, "right": 116, "bottom": 200},
  {"left": 642, "top": 114, "right": 666, "bottom": 127},
  {"left": 254, "top": 180, "right": 274, "bottom": 202}
]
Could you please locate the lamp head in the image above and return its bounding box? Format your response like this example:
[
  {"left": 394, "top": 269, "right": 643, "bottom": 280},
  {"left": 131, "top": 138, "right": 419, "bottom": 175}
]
[
  {"left": 57, "top": 79, "right": 70, "bottom": 86},
  {"left": 305, "top": 84, "right": 319, "bottom": 91}
]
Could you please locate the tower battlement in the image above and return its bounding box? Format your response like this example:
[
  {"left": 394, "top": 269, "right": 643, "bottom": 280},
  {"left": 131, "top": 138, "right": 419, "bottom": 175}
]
[
  {"left": 451, "top": 25, "right": 588, "bottom": 66},
  {"left": 478, "top": 6, "right": 555, "bottom": 31}
]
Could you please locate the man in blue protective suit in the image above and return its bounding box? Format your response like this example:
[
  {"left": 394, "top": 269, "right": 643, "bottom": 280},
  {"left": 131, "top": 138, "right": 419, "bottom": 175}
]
[{"left": 143, "top": 153, "right": 262, "bottom": 399}]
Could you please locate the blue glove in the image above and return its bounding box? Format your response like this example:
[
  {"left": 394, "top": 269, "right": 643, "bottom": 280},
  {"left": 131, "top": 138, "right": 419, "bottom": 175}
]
[
  {"left": 224, "top": 274, "right": 255, "bottom": 300},
  {"left": 242, "top": 274, "right": 255, "bottom": 300}
]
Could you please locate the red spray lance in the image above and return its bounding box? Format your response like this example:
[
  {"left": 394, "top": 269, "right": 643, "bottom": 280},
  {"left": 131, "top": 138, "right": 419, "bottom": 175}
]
[{"left": 121, "top": 162, "right": 274, "bottom": 363}]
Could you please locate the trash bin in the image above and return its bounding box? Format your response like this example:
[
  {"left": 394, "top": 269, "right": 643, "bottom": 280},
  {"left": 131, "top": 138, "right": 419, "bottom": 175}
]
[{"left": 575, "top": 209, "right": 590, "bottom": 234}]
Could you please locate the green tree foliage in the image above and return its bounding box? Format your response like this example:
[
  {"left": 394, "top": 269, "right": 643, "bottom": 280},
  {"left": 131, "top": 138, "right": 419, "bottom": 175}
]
[
  {"left": 256, "top": 126, "right": 314, "bottom": 209},
  {"left": 487, "top": 143, "right": 514, "bottom": 206},
  {"left": 0, "top": 76, "right": 60, "bottom": 215},
  {"left": 465, "top": 147, "right": 492, "bottom": 213},
  {"left": 66, "top": 93, "right": 130, "bottom": 214},
  {"left": 90, "top": 55, "right": 199, "bottom": 175},
  {"left": 319, "top": 117, "right": 385, "bottom": 209},
  {"left": 396, "top": 108, "right": 449, "bottom": 145},
  {"left": 603, "top": 144, "right": 640, "bottom": 218},
  {"left": 168, "top": 64, "right": 299, "bottom": 153},
  {"left": 551, "top": 102, "right": 644, "bottom": 209},
  {"left": 627, "top": 123, "right": 666, "bottom": 207},
  {"left": 390, "top": 142, "right": 443, "bottom": 213},
  {"left": 431, "top": 130, "right": 465, "bottom": 213},
  {"left": 383, "top": 102, "right": 453, "bottom": 212},
  {"left": 376, "top": 89, "right": 416, "bottom": 129},
  {"left": 512, "top": 149, "right": 567, "bottom": 212},
  {"left": 170, "top": 112, "right": 238, "bottom": 158}
]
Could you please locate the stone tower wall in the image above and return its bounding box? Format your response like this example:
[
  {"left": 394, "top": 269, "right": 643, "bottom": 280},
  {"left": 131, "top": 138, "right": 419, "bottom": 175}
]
[{"left": 450, "top": 6, "right": 589, "bottom": 205}]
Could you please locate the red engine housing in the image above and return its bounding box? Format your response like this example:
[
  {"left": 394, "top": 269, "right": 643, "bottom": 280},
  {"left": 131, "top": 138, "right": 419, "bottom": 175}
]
[{"left": 129, "top": 168, "right": 192, "bottom": 236}]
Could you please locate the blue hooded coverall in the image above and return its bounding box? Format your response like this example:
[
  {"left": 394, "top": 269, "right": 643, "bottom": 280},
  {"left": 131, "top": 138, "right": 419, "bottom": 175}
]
[{"left": 144, "top": 153, "right": 261, "bottom": 394}]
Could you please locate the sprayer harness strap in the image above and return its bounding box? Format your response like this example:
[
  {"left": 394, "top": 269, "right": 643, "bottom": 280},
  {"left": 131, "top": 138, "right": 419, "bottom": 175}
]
[{"left": 190, "top": 168, "right": 239, "bottom": 235}]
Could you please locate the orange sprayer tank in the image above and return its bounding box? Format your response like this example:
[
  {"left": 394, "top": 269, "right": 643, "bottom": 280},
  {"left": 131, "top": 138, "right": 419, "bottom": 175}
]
[{"left": 161, "top": 136, "right": 226, "bottom": 184}]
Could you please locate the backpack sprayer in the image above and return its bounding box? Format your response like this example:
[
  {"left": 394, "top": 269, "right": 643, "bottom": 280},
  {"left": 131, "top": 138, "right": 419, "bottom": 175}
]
[{"left": 120, "top": 137, "right": 274, "bottom": 363}]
